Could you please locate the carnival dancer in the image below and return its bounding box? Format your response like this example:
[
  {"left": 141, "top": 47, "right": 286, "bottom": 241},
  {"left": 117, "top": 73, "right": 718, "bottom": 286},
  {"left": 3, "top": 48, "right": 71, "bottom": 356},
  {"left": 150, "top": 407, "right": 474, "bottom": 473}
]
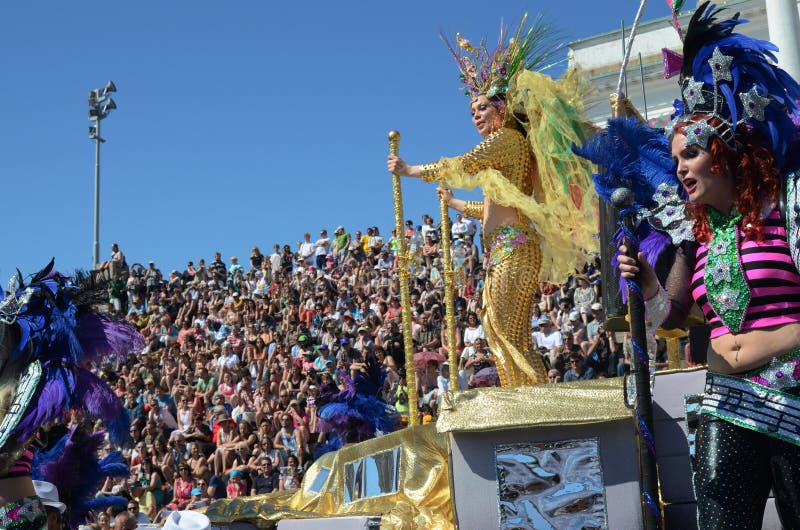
[
  {"left": 0, "top": 262, "right": 143, "bottom": 528},
  {"left": 387, "top": 14, "right": 597, "bottom": 387},
  {"left": 613, "top": 4, "right": 800, "bottom": 527}
]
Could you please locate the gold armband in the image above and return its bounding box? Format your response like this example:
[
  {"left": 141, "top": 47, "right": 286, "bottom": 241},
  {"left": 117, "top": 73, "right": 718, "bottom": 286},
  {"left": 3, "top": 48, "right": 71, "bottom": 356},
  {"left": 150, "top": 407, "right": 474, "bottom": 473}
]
[
  {"left": 419, "top": 163, "right": 440, "bottom": 183},
  {"left": 462, "top": 201, "right": 485, "bottom": 220}
]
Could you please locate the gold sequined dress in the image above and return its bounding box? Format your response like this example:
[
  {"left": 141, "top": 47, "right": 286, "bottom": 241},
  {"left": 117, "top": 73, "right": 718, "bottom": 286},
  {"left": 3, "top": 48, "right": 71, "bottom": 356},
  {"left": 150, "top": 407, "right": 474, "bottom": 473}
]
[{"left": 420, "top": 127, "right": 548, "bottom": 386}]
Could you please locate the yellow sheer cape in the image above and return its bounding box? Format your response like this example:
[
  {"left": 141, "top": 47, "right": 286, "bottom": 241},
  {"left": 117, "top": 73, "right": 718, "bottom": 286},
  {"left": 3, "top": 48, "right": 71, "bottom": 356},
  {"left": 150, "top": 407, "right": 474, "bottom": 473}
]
[{"left": 434, "top": 69, "right": 598, "bottom": 281}]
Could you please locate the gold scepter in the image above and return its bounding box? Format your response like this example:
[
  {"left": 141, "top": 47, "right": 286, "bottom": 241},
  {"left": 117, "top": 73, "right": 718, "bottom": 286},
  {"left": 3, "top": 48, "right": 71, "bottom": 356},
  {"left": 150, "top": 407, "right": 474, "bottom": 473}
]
[
  {"left": 388, "top": 130, "right": 419, "bottom": 426},
  {"left": 438, "top": 187, "right": 459, "bottom": 390}
]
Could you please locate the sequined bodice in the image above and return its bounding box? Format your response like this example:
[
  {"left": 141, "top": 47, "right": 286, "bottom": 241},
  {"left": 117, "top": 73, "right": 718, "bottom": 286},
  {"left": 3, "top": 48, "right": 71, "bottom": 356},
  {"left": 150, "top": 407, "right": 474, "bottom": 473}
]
[{"left": 420, "top": 127, "right": 537, "bottom": 199}]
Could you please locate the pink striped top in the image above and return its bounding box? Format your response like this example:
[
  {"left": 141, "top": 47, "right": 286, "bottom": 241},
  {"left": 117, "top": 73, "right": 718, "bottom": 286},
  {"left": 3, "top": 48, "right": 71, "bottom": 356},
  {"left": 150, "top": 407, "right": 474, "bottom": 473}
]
[
  {"left": 691, "top": 208, "right": 800, "bottom": 338},
  {"left": 0, "top": 448, "right": 33, "bottom": 478}
]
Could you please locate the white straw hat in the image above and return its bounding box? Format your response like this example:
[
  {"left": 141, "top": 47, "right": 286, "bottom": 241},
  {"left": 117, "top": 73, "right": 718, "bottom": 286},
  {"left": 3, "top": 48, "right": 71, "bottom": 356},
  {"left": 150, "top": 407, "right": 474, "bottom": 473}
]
[
  {"left": 162, "top": 510, "right": 211, "bottom": 530},
  {"left": 32, "top": 480, "right": 66, "bottom": 514}
]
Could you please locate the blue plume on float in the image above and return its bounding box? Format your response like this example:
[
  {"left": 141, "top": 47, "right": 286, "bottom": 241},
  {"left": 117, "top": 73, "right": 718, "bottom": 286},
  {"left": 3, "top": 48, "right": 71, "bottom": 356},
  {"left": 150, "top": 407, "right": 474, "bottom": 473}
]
[
  {"left": 97, "top": 450, "right": 130, "bottom": 478},
  {"left": 316, "top": 402, "right": 366, "bottom": 428},
  {"left": 5, "top": 268, "right": 82, "bottom": 365},
  {"left": 31, "top": 431, "right": 68, "bottom": 477},
  {"left": 82, "top": 496, "right": 130, "bottom": 513},
  {"left": 572, "top": 117, "right": 680, "bottom": 209},
  {"left": 42, "top": 305, "right": 82, "bottom": 365},
  {"left": 14, "top": 365, "right": 76, "bottom": 442},
  {"left": 33, "top": 429, "right": 130, "bottom": 529},
  {"left": 574, "top": 118, "right": 684, "bottom": 302},
  {"left": 76, "top": 312, "right": 145, "bottom": 363},
  {"left": 313, "top": 436, "right": 344, "bottom": 459},
  {"left": 8, "top": 273, "right": 77, "bottom": 362},
  {"left": 353, "top": 351, "right": 388, "bottom": 398}
]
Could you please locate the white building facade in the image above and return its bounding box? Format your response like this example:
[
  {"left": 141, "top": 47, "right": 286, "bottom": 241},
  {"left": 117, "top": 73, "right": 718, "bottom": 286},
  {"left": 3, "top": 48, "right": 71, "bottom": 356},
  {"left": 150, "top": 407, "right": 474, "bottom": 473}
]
[{"left": 568, "top": 0, "right": 799, "bottom": 127}]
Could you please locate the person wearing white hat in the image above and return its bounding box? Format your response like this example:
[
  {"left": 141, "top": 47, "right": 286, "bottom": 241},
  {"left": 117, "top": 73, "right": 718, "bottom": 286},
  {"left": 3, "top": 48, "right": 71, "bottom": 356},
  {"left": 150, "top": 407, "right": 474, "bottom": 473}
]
[
  {"left": 585, "top": 302, "right": 605, "bottom": 346},
  {"left": 564, "top": 311, "right": 586, "bottom": 344},
  {"left": 162, "top": 509, "right": 211, "bottom": 530},
  {"left": 33, "top": 480, "right": 66, "bottom": 530},
  {"left": 433, "top": 362, "right": 451, "bottom": 413},
  {"left": 533, "top": 317, "right": 564, "bottom": 373},
  {"left": 437, "top": 362, "right": 450, "bottom": 393},
  {"left": 534, "top": 317, "right": 562, "bottom": 353}
]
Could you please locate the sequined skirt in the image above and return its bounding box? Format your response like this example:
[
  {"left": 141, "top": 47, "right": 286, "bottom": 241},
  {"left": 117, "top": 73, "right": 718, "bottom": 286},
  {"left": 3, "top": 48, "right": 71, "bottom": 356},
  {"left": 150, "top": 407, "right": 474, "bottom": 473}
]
[{"left": 481, "top": 223, "right": 548, "bottom": 386}]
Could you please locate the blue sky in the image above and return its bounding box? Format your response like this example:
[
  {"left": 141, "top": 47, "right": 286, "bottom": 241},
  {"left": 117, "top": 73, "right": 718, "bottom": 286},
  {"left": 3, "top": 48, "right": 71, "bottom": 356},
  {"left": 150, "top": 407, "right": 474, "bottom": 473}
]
[{"left": 0, "top": 1, "right": 672, "bottom": 280}]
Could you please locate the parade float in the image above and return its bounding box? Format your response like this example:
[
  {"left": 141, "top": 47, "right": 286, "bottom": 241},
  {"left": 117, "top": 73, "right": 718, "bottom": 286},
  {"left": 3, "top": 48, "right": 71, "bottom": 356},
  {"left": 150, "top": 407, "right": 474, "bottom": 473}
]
[{"left": 205, "top": 3, "right": 799, "bottom": 529}]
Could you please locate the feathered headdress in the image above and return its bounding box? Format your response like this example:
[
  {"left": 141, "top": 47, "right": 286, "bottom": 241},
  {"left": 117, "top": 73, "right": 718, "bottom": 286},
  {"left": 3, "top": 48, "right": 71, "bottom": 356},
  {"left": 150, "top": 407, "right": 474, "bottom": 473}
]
[
  {"left": 672, "top": 2, "right": 800, "bottom": 169},
  {"left": 442, "top": 13, "right": 564, "bottom": 99},
  {"left": 0, "top": 260, "right": 143, "bottom": 473}
]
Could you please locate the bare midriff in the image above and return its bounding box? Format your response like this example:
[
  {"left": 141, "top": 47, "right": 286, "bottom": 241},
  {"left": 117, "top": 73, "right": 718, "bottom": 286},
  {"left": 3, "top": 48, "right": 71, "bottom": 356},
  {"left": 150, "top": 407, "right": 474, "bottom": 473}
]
[
  {"left": 0, "top": 476, "right": 36, "bottom": 506},
  {"left": 707, "top": 322, "right": 800, "bottom": 373},
  {"left": 482, "top": 199, "right": 522, "bottom": 236}
]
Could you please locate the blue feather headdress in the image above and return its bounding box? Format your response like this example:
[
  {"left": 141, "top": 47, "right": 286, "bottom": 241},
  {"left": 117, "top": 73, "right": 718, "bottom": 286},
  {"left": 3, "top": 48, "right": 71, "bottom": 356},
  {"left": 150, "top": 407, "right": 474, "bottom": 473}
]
[
  {"left": 0, "top": 260, "right": 143, "bottom": 473},
  {"left": 672, "top": 2, "right": 800, "bottom": 170}
]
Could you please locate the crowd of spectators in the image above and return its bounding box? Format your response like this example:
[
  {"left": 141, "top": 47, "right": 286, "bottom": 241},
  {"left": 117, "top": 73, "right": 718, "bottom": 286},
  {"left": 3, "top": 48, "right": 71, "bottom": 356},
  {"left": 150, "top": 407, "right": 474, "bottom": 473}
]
[{"left": 83, "top": 215, "right": 625, "bottom": 526}]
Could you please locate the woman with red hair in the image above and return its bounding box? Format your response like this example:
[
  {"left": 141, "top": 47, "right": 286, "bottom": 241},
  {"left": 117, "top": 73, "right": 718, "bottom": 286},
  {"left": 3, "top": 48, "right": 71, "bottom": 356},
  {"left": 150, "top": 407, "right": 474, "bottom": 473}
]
[
  {"left": 621, "top": 117, "right": 800, "bottom": 528},
  {"left": 617, "top": 4, "right": 800, "bottom": 527},
  {"left": 680, "top": 119, "right": 780, "bottom": 248}
]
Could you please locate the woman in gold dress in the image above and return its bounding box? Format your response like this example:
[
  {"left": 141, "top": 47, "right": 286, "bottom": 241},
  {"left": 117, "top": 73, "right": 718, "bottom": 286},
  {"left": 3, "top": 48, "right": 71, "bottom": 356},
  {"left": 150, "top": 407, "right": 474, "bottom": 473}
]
[{"left": 388, "top": 15, "right": 597, "bottom": 387}]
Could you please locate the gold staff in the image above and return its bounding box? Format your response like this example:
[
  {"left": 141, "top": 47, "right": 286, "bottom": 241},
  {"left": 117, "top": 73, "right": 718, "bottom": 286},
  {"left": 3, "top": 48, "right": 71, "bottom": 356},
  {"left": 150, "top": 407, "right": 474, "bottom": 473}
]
[
  {"left": 388, "top": 130, "right": 418, "bottom": 426},
  {"left": 438, "top": 187, "right": 459, "bottom": 390}
]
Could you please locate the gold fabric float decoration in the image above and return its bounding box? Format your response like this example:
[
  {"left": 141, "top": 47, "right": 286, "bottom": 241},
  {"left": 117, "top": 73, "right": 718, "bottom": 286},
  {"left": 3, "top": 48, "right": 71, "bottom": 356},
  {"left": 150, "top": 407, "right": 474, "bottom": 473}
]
[
  {"left": 204, "top": 423, "right": 454, "bottom": 530},
  {"left": 437, "top": 377, "right": 632, "bottom": 433}
]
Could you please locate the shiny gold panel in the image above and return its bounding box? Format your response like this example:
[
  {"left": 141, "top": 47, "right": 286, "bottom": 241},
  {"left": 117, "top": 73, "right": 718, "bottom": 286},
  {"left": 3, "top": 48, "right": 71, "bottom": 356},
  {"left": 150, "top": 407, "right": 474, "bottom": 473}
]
[
  {"left": 437, "top": 378, "right": 632, "bottom": 433},
  {"left": 204, "top": 423, "right": 454, "bottom": 530}
]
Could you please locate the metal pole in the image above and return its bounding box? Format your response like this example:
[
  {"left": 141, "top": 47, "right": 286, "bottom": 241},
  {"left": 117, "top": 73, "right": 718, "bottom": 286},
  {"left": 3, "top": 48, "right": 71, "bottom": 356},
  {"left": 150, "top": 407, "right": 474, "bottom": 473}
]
[
  {"left": 616, "top": 1, "right": 648, "bottom": 106},
  {"left": 639, "top": 52, "right": 648, "bottom": 122},
  {"left": 93, "top": 118, "right": 101, "bottom": 267},
  {"left": 620, "top": 21, "right": 628, "bottom": 99},
  {"left": 388, "top": 131, "right": 419, "bottom": 426}
]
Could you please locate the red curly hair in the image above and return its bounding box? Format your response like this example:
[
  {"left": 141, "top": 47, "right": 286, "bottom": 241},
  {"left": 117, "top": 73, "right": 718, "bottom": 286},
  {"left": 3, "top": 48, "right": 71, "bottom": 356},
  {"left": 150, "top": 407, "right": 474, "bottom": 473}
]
[{"left": 675, "top": 117, "right": 780, "bottom": 244}]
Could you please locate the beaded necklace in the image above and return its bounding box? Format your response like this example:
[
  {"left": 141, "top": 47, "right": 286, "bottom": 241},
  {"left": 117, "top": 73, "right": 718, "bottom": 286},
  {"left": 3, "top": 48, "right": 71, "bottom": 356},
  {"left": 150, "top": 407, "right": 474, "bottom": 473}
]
[{"left": 704, "top": 206, "right": 750, "bottom": 334}]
